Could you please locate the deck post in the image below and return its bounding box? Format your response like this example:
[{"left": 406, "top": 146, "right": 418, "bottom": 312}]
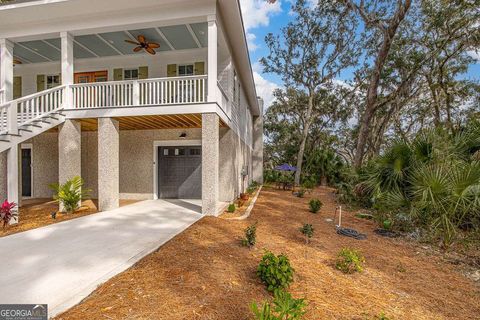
[
  {"left": 201, "top": 113, "right": 219, "bottom": 215},
  {"left": 98, "top": 118, "right": 119, "bottom": 211},
  {"left": 61, "top": 32, "right": 74, "bottom": 108},
  {"left": 207, "top": 15, "right": 217, "bottom": 103},
  {"left": 0, "top": 39, "right": 13, "bottom": 103}
]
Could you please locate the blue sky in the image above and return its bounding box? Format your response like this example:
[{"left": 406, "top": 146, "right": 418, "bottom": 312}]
[{"left": 239, "top": 0, "right": 480, "bottom": 108}]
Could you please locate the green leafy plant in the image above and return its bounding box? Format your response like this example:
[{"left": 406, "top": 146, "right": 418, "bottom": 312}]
[
  {"left": 335, "top": 248, "right": 365, "bottom": 274},
  {"left": 257, "top": 251, "right": 294, "bottom": 292},
  {"left": 309, "top": 199, "right": 322, "bottom": 213},
  {"left": 227, "top": 203, "right": 236, "bottom": 213},
  {"left": 295, "top": 188, "right": 306, "bottom": 198},
  {"left": 251, "top": 289, "right": 306, "bottom": 320},
  {"left": 242, "top": 222, "right": 257, "bottom": 247},
  {"left": 382, "top": 219, "right": 392, "bottom": 230},
  {"left": 49, "top": 176, "right": 90, "bottom": 214},
  {"left": 300, "top": 223, "right": 314, "bottom": 244}
]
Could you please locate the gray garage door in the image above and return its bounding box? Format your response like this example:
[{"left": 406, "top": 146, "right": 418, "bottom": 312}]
[{"left": 157, "top": 146, "right": 202, "bottom": 199}]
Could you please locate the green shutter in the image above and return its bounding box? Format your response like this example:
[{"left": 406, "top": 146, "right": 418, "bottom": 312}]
[
  {"left": 36, "top": 74, "right": 45, "bottom": 92},
  {"left": 194, "top": 62, "right": 205, "bottom": 75},
  {"left": 138, "top": 66, "right": 148, "bottom": 79},
  {"left": 113, "top": 68, "right": 123, "bottom": 81},
  {"left": 13, "top": 76, "right": 22, "bottom": 99},
  {"left": 167, "top": 64, "right": 177, "bottom": 77}
]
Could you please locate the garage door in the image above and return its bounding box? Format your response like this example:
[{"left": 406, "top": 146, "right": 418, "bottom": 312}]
[{"left": 157, "top": 146, "right": 202, "bottom": 199}]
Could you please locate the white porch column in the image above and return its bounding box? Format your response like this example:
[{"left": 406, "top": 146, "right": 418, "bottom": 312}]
[
  {"left": 98, "top": 118, "right": 119, "bottom": 211},
  {"left": 252, "top": 98, "right": 264, "bottom": 184},
  {"left": 0, "top": 38, "right": 14, "bottom": 102},
  {"left": 59, "top": 120, "right": 81, "bottom": 211},
  {"left": 61, "top": 32, "right": 74, "bottom": 108},
  {"left": 207, "top": 15, "right": 217, "bottom": 103},
  {"left": 202, "top": 113, "right": 219, "bottom": 215}
]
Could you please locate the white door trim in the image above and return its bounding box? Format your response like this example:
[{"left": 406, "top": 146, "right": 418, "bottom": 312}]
[
  {"left": 152, "top": 140, "right": 202, "bottom": 200},
  {"left": 21, "top": 143, "right": 33, "bottom": 199}
]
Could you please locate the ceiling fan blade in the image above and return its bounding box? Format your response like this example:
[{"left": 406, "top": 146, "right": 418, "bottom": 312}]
[
  {"left": 148, "top": 43, "right": 160, "bottom": 49},
  {"left": 133, "top": 46, "right": 143, "bottom": 52},
  {"left": 125, "top": 39, "right": 139, "bottom": 45},
  {"left": 146, "top": 47, "right": 156, "bottom": 55},
  {"left": 137, "top": 35, "right": 146, "bottom": 44}
]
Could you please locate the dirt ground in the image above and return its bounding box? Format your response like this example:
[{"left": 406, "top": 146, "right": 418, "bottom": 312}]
[
  {"left": 1, "top": 199, "right": 138, "bottom": 238},
  {"left": 55, "top": 187, "right": 480, "bottom": 320}
]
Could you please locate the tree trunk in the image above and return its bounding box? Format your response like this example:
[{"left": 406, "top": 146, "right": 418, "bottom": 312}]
[{"left": 294, "top": 94, "right": 314, "bottom": 185}]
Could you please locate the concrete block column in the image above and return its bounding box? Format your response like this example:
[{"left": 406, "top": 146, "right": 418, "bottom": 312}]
[
  {"left": 98, "top": 118, "right": 119, "bottom": 211},
  {"left": 7, "top": 145, "right": 19, "bottom": 223},
  {"left": 59, "top": 119, "right": 81, "bottom": 211},
  {"left": 202, "top": 113, "right": 219, "bottom": 215},
  {"left": 0, "top": 152, "right": 7, "bottom": 201}
]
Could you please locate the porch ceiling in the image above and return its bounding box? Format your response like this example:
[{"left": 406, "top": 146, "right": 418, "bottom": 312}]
[
  {"left": 70, "top": 114, "right": 226, "bottom": 131},
  {"left": 13, "top": 23, "right": 207, "bottom": 64}
]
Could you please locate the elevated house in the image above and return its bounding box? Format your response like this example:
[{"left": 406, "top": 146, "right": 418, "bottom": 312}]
[{"left": 0, "top": 0, "right": 264, "bottom": 216}]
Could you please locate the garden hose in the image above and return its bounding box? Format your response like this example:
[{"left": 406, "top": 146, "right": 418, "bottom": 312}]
[{"left": 334, "top": 206, "right": 367, "bottom": 240}]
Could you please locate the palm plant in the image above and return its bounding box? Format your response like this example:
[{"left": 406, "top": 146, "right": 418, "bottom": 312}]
[{"left": 49, "top": 176, "right": 91, "bottom": 214}]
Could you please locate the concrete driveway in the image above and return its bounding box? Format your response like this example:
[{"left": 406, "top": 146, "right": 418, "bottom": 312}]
[{"left": 0, "top": 199, "right": 202, "bottom": 317}]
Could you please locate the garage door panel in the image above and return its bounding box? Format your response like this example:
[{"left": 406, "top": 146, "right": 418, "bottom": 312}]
[{"left": 158, "top": 146, "right": 201, "bottom": 199}]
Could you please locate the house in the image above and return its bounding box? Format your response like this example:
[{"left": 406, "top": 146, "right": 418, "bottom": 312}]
[{"left": 0, "top": 0, "right": 264, "bottom": 216}]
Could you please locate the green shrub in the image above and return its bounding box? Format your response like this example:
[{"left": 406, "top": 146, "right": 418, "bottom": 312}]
[
  {"left": 49, "top": 176, "right": 90, "bottom": 214},
  {"left": 251, "top": 290, "right": 306, "bottom": 320},
  {"left": 257, "top": 251, "right": 294, "bottom": 292},
  {"left": 300, "top": 223, "right": 314, "bottom": 244},
  {"left": 295, "top": 189, "right": 306, "bottom": 198},
  {"left": 335, "top": 248, "right": 365, "bottom": 274},
  {"left": 382, "top": 219, "right": 392, "bottom": 230},
  {"left": 227, "top": 203, "right": 236, "bottom": 213},
  {"left": 309, "top": 199, "right": 322, "bottom": 213},
  {"left": 242, "top": 222, "right": 257, "bottom": 247}
]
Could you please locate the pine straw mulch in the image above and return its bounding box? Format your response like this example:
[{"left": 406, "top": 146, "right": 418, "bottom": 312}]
[
  {"left": 55, "top": 187, "right": 480, "bottom": 320},
  {"left": 1, "top": 199, "right": 138, "bottom": 238}
]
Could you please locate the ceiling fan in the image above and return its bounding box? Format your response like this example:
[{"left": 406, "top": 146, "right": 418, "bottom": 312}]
[{"left": 125, "top": 35, "right": 160, "bottom": 55}]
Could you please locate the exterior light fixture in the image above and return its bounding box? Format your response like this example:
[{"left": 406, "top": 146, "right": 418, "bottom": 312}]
[{"left": 179, "top": 132, "right": 187, "bottom": 138}]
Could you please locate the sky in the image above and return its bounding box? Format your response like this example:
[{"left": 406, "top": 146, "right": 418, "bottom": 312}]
[{"left": 238, "top": 0, "right": 480, "bottom": 109}]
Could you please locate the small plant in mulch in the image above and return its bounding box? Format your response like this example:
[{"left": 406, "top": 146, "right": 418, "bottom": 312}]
[
  {"left": 0, "top": 200, "right": 18, "bottom": 228},
  {"left": 335, "top": 248, "right": 365, "bottom": 274},
  {"left": 309, "top": 199, "right": 322, "bottom": 213},
  {"left": 382, "top": 219, "right": 393, "bottom": 230},
  {"left": 49, "top": 176, "right": 90, "bottom": 214},
  {"left": 242, "top": 222, "right": 257, "bottom": 247},
  {"left": 257, "top": 250, "right": 294, "bottom": 292},
  {"left": 227, "top": 203, "right": 236, "bottom": 213},
  {"left": 375, "top": 312, "right": 391, "bottom": 320},
  {"left": 300, "top": 223, "right": 314, "bottom": 244},
  {"left": 294, "top": 188, "right": 306, "bottom": 198},
  {"left": 250, "top": 289, "right": 306, "bottom": 320}
]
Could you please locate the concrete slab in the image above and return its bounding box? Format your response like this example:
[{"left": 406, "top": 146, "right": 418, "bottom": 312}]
[{"left": 0, "top": 200, "right": 202, "bottom": 317}]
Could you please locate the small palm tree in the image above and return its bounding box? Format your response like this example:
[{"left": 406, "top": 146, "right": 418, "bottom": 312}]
[{"left": 49, "top": 176, "right": 91, "bottom": 214}]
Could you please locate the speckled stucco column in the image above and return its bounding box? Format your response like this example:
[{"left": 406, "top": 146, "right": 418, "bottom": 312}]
[
  {"left": 98, "top": 118, "right": 119, "bottom": 211},
  {"left": 202, "top": 113, "right": 219, "bottom": 215},
  {"left": 252, "top": 115, "right": 264, "bottom": 184},
  {"left": 59, "top": 119, "right": 81, "bottom": 211},
  {"left": 0, "top": 152, "right": 7, "bottom": 201}
]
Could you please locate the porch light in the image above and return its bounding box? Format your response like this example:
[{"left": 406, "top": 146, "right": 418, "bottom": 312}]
[{"left": 179, "top": 132, "right": 187, "bottom": 139}]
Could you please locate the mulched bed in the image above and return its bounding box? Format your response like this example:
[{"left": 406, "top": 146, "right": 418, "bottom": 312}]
[
  {"left": 55, "top": 187, "right": 480, "bottom": 320},
  {"left": 1, "top": 199, "right": 138, "bottom": 238}
]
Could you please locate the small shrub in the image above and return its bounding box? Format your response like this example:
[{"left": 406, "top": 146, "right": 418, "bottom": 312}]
[
  {"left": 295, "top": 188, "right": 305, "bottom": 198},
  {"left": 375, "top": 312, "right": 391, "bottom": 320},
  {"left": 382, "top": 219, "right": 392, "bottom": 230},
  {"left": 335, "top": 248, "right": 365, "bottom": 274},
  {"left": 242, "top": 222, "right": 257, "bottom": 247},
  {"left": 49, "top": 176, "right": 90, "bottom": 214},
  {"left": 309, "top": 199, "right": 322, "bottom": 213},
  {"left": 251, "top": 289, "right": 306, "bottom": 320},
  {"left": 0, "top": 200, "right": 18, "bottom": 228},
  {"left": 227, "top": 203, "right": 236, "bottom": 213},
  {"left": 300, "top": 223, "right": 314, "bottom": 244},
  {"left": 257, "top": 251, "right": 294, "bottom": 292}
]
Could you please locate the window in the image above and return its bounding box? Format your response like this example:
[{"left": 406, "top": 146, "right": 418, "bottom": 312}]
[
  {"left": 178, "top": 64, "right": 194, "bottom": 76},
  {"left": 124, "top": 69, "right": 139, "bottom": 80},
  {"left": 46, "top": 75, "right": 60, "bottom": 89}
]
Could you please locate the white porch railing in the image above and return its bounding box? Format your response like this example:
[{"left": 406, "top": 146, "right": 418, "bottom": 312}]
[{"left": 70, "top": 75, "right": 207, "bottom": 109}]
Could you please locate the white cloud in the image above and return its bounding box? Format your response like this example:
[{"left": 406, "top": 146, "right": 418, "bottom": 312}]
[
  {"left": 467, "top": 50, "right": 480, "bottom": 62},
  {"left": 239, "top": 0, "right": 282, "bottom": 51},
  {"left": 252, "top": 62, "right": 281, "bottom": 109}
]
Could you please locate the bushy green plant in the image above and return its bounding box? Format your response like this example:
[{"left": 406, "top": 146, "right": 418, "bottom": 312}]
[
  {"left": 227, "top": 203, "right": 236, "bottom": 213},
  {"left": 335, "top": 248, "right": 365, "bottom": 274},
  {"left": 257, "top": 251, "right": 294, "bottom": 292},
  {"left": 49, "top": 176, "right": 90, "bottom": 214},
  {"left": 309, "top": 199, "right": 322, "bottom": 213},
  {"left": 295, "top": 188, "right": 306, "bottom": 198},
  {"left": 242, "top": 222, "right": 257, "bottom": 247},
  {"left": 300, "top": 223, "right": 314, "bottom": 243},
  {"left": 251, "top": 290, "right": 306, "bottom": 320}
]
